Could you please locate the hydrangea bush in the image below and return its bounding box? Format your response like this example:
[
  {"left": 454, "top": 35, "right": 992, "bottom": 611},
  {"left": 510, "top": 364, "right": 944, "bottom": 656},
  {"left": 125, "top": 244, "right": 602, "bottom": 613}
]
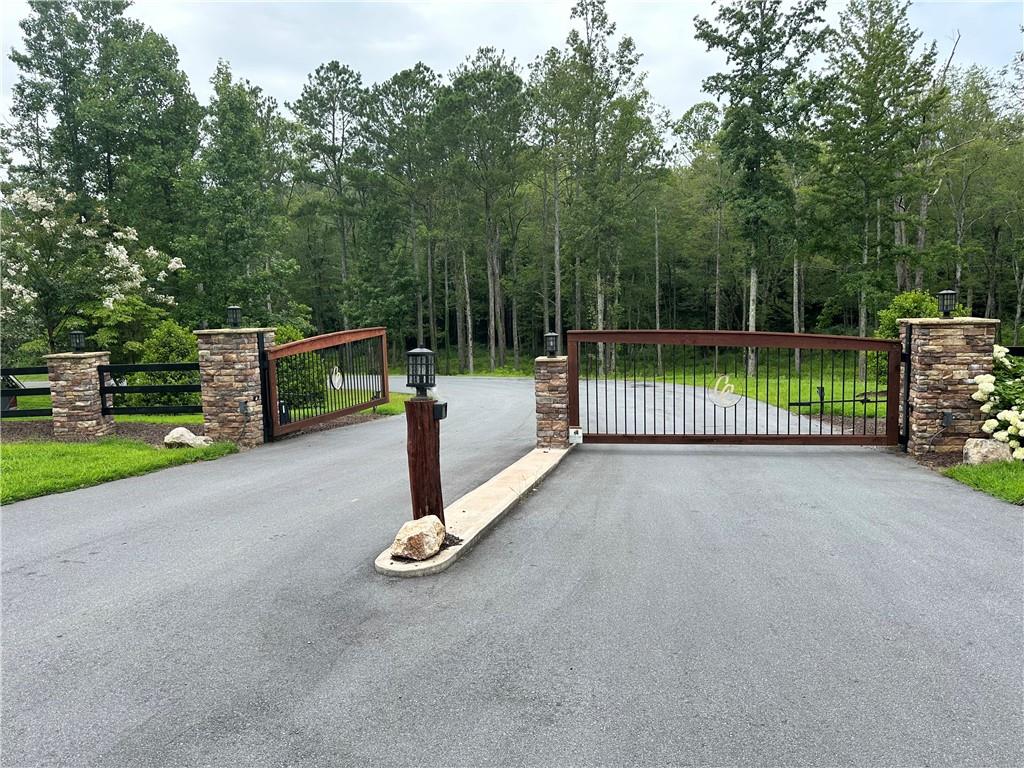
[{"left": 972, "top": 345, "right": 1024, "bottom": 460}]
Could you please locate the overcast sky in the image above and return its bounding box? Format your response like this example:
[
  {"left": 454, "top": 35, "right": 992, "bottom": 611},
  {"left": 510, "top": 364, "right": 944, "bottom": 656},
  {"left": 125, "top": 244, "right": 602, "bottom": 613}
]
[{"left": 1, "top": 1, "right": 1022, "bottom": 121}]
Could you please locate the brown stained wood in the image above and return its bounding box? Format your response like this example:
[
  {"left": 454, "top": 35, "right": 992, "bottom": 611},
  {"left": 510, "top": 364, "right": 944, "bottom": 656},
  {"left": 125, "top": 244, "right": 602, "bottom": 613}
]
[
  {"left": 568, "top": 329, "right": 901, "bottom": 353},
  {"left": 272, "top": 396, "right": 388, "bottom": 436},
  {"left": 405, "top": 398, "right": 444, "bottom": 524},
  {"left": 582, "top": 433, "right": 894, "bottom": 446},
  {"left": 267, "top": 327, "right": 387, "bottom": 360}
]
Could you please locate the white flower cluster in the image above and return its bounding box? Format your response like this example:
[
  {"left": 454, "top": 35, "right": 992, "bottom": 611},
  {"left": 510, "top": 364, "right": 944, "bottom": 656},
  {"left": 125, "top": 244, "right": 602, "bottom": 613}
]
[
  {"left": 7, "top": 188, "right": 55, "bottom": 212},
  {"left": 166, "top": 257, "right": 186, "bottom": 272},
  {"left": 972, "top": 347, "right": 1024, "bottom": 460}
]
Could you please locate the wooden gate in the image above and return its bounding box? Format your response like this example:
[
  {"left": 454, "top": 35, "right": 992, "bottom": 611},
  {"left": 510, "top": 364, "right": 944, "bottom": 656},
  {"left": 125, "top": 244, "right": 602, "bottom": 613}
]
[
  {"left": 567, "top": 330, "right": 902, "bottom": 446},
  {"left": 262, "top": 327, "right": 389, "bottom": 439}
]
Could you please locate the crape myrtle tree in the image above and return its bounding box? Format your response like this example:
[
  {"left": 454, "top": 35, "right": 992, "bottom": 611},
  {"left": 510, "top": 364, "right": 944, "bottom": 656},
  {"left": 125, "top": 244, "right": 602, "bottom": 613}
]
[{"left": 4, "top": 0, "right": 1023, "bottom": 369}]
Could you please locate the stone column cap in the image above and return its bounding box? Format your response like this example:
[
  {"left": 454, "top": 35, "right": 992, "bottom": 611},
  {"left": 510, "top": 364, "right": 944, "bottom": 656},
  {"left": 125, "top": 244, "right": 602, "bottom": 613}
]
[
  {"left": 194, "top": 327, "right": 276, "bottom": 336},
  {"left": 534, "top": 355, "right": 568, "bottom": 363},
  {"left": 898, "top": 317, "right": 1000, "bottom": 326},
  {"left": 43, "top": 351, "right": 110, "bottom": 360}
]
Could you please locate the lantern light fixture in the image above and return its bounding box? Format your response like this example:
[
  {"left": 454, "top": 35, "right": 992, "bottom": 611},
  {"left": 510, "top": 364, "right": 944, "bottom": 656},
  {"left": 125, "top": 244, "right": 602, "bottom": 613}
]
[
  {"left": 69, "top": 330, "right": 85, "bottom": 353},
  {"left": 226, "top": 305, "right": 242, "bottom": 328},
  {"left": 936, "top": 289, "right": 957, "bottom": 319},
  {"left": 544, "top": 331, "right": 558, "bottom": 358},
  {"left": 406, "top": 347, "right": 436, "bottom": 397}
]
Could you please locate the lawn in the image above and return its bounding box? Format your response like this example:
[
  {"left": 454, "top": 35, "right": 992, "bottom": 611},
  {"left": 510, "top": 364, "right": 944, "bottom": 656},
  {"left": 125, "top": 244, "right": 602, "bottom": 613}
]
[
  {"left": 945, "top": 462, "right": 1024, "bottom": 505},
  {"left": 0, "top": 438, "right": 237, "bottom": 505}
]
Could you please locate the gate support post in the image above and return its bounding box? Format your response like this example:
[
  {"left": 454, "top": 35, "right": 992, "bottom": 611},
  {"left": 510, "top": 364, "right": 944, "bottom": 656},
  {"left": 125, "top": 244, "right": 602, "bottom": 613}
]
[
  {"left": 898, "top": 317, "right": 1000, "bottom": 457},
  {"left": 195, "top": 327, "right": 275, "bottom": 448},
  {"left": 535, "top": 355, "right": 569, "bottom": 449},
  {"left": 45, "top": 351, "right": 113, "bottom": 439}
]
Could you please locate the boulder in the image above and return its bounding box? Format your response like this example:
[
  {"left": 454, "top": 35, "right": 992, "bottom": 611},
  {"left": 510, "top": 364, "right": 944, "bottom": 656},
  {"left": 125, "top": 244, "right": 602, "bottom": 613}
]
[
  {"left": 963, "top": 438, "right": 1011, "bottom": 465},
  {"left": 164, "top": 426, "right": 213, "bottom": 449},
  {"left": 390, "top": 515, "right": 445, "bottom": 561}
]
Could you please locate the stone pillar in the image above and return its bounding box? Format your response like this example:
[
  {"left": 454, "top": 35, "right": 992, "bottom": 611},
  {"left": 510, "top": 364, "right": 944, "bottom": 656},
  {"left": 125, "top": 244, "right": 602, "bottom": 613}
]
[
  {"left": 899, "top": 317, "right": 999, "bottom": 457},
  {"left": 45, "top": 352, "right": 114, "bottom": 439},
  {"left": 194, "top": 328, "right": 274, "bottom": 448},
  {"left": 535, "top": 356, "right": 569, "bottom": 449}
]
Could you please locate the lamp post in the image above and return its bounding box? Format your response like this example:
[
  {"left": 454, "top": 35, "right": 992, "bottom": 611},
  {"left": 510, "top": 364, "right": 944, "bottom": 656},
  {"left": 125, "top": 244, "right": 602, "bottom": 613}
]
[
  {"left": 226, "top": 305, "right": 242, "bottom": 328},
  {"left": 936, "top": 289, "right": 957, "bottom": 319},
  {"left": 544, "top": 331, "right": 558, "bottom": 358},
  {"left": 404, "top": 347, "right": 445, "bottom": 523},
  {"left": 69, "top": 330, "right": 85, "bottom": 353}
]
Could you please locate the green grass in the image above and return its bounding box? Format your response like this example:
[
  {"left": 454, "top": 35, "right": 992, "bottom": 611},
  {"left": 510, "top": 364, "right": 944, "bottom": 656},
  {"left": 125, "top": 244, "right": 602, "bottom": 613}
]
[
  {"left": 0, "top": 438, "right": 237, "bottom": 504},
  {"left": 945, "top": 462, "right": 1024, "bottom": 505},
  {"left": 367, "top": 392, "right": 412, "bottom": 415}
]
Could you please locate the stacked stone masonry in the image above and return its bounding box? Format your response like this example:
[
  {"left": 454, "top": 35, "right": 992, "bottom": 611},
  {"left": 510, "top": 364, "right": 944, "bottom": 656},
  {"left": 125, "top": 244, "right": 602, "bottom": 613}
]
[
  {"left": 535, "top": 356, "right": 569, "bottom": 449},
  {"left": 195, "top": 328, "right": 274, "bottom": 448},
  {"left": 898, "top": 317, "right": 999, "bottom": 456},
  {"left": 45, "top": 352, "right": 114, "bottom": 439}
]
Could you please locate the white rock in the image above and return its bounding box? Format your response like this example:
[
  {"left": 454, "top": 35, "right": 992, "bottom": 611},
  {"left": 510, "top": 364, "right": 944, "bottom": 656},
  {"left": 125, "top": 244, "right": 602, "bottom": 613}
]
[
  {"left": 390, "top": 515, "right": 445, "bottom": 561},
  {"left": 963, "top": 438, "right": 1012, "bottom": 465},
  {"left": 164, "top": 426, "right": 213, "bottom": 448}
]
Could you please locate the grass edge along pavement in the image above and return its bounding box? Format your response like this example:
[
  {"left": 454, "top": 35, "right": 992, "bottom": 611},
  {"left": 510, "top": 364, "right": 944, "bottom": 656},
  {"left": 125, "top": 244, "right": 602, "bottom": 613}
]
[
  {"left": 0, "top": 438, "right": 237, "bottom": 505},
  {"left": 945, "top": 461, "right": 1024, "bottom": 505}
]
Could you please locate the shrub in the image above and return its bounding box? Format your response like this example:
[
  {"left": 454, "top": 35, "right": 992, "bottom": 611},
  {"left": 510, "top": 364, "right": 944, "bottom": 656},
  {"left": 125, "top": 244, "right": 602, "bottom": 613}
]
[
  {"left": 125, "top": 320, "right": 200, "bottom": 408},
  {"left": 272, "top": 325, "right": 325, "bottom": 412},
  {"left": 972, "top": 346, "right": 1024, "bottom": 460},
  {"left": 875, "top": 291, "right": 967, "bottom": 339}
]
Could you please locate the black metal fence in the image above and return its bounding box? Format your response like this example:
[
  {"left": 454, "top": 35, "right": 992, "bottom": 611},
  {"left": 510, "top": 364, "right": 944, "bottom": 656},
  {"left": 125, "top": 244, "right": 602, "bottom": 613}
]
[
  {"left": 0, "top": 366, "right": 52, "bottom": 418},
  {"left": 98, "top": 362, "right": 202, "bottom": 416}
]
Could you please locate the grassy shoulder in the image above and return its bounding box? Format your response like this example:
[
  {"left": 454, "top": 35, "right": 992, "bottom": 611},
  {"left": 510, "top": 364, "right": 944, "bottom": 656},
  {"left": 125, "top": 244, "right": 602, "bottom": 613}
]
[
  {"left": 944, "top": 462, "right": 1024, "bottom": 505},
  {"left": 1, "top": 438, "right": 237, "bottom": 505}
]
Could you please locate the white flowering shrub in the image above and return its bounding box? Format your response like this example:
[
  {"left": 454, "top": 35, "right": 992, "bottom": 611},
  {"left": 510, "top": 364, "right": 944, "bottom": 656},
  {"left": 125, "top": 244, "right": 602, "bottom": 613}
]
[
  {"left": 972, "top": 345, "right": 1024, "bottom": 460},
  {"left": 1, "top": 187, "right": 182, "bottom": 350}
]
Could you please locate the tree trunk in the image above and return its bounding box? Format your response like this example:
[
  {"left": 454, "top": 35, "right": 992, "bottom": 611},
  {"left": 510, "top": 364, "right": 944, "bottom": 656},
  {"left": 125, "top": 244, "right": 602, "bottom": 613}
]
[
  {"left": 654, "top": 206, "right": 662, "bottom": 374},
  {"left": 553, "top": 161, "right": 563, "bottom": 351},
  {"left": 746, "top": 259, "right": 757, "bottom": 377},
  {"left": 462, "top": 247, "right": 474, "bottom": 374},
  {"left": 792, "top": 256, "right": 801, "bottom": 375}
]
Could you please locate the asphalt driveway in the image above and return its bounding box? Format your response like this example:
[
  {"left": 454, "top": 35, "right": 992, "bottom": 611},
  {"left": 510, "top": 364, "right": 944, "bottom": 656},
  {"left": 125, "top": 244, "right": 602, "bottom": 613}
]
[{"left": 2, "top": 377, "right": 1021, "bottom": 766}]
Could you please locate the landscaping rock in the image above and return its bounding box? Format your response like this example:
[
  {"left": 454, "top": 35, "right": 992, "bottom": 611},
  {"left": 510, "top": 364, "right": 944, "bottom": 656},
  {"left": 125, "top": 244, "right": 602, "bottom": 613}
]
[
  {"left": 390, "top": 515, "right": 445, "bottom": 561},
  {"left": 963, "top": 438, "right": 1011, "bottom": 465},
  {"left": 164, "top": 426, "right": 213, "bottom": 449}
]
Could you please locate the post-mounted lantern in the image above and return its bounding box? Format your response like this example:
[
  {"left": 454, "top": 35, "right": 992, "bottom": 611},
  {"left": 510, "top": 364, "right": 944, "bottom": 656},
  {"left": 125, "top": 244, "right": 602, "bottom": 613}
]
[
  {"left": 544, "top": 331, "right": 559, "bottom": 358},
  {"left": 404, "top": 346, "right": 444, "bottom": 523},
  {"left": 936, "top": 289, "right": 957, "bottom": 318},
  {"left": 406, "top": 347, "right": 436, "bottom": 398},
  {"left": 226, "top": 305, "right": 242, "bottom": 328},
  {"left": 69, "top": 330, "right": 85, "bottom": 353}
]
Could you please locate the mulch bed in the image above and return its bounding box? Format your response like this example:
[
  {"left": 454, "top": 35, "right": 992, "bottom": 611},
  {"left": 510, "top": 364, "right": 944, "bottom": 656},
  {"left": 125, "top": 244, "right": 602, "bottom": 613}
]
[
  {"left": 1, "top": 420, "right": 207, "bottom": 447},
  {"left": 1, "top": 409, "right": 388, "bottom": 447}
]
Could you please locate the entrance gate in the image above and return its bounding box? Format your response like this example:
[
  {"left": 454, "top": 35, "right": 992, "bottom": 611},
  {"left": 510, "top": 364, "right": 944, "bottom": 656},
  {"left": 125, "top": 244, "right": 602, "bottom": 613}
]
[
  {"left": 567, "top": 330, "right": 902, "bottom": 446},
  {"left": 261, "top": 327, "right": 389, "bottom": 440}
]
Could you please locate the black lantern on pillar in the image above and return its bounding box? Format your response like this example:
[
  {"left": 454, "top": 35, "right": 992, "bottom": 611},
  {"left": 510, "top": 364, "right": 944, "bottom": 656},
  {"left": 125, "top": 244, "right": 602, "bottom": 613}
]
[
  {"left": 69, "top": 330, "right": 85, "bottom": 352},
  {"left": 936, "top": 289, "right": 957, "bottom": 318},
  {"left": 544, "top": 331, "right": 558, "bottom": 358},
  {"left": 406, "top": 347, "right": 435, "bottom": 397},
  {"left": 226, "top": 305, "right": 242, "bottom": 328}
]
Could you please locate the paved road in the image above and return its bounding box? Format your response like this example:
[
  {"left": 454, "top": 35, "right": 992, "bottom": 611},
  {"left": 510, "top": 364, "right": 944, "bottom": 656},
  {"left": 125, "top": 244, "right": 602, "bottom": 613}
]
[{"left": 3, "top": 378, "right": 1022, "bottom": 766}]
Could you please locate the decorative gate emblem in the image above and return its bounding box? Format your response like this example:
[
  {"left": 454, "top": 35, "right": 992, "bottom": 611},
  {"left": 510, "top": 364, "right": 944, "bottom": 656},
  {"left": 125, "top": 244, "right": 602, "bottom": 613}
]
[
  {"left": 328, "top": 366, "right": 345, "bottom": 390},
  {"left": 709, "top": 374, "right": 741, "bottom": 408}
]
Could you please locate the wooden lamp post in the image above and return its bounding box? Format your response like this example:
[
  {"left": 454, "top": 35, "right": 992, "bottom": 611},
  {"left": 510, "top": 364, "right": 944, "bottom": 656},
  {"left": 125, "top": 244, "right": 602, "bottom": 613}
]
[{"left": 405, "top": 347, "right": 445, "bottom": 523}]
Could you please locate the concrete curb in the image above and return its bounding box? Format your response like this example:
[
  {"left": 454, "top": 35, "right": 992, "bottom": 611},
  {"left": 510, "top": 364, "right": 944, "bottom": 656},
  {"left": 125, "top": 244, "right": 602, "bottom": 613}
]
[{"left": 374, "top": 446, "right": 572, "bottom": 577}]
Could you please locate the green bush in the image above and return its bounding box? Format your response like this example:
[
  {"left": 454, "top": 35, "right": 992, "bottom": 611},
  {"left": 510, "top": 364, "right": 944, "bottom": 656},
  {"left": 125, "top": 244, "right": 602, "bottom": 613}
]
[
  {"left": 272, "top": 325, "right": 325, "bottom": 413},
  {"left": 125, "top": 320, "right": 200, "bottom": 408},
  {"left": 875, "top": 291, "right": 967, "bottom": 339}
]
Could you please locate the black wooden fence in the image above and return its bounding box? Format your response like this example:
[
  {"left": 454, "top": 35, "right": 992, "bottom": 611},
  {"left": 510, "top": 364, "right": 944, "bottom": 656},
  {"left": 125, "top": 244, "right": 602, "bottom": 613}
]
[
  {"left": 0, "top": 366, "right": 52, "bottom": 418},
  {"left": 98, "top": 362, "right": 202, "bottom": 416}
]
